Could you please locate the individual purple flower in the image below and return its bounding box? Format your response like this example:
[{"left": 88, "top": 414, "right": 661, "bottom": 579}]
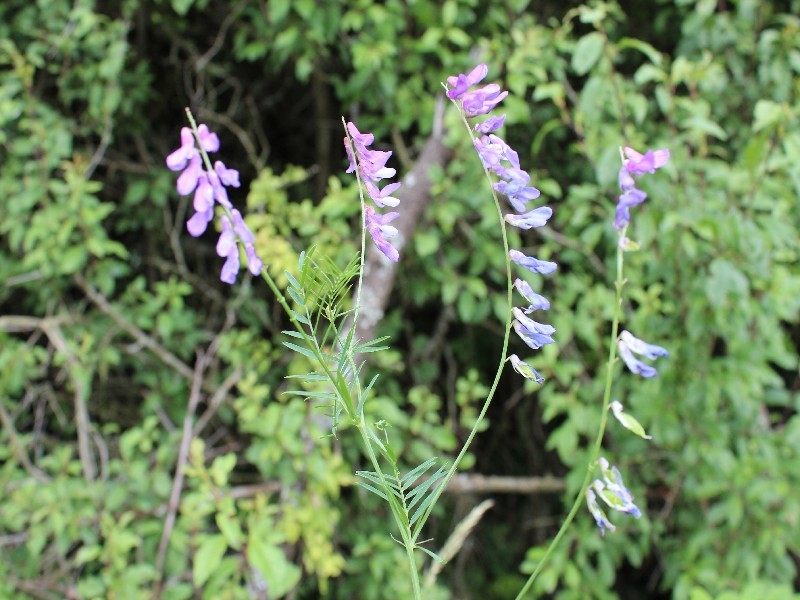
[
  {"left": 623, "top": 146, "right": 670, "bottom": 176},
  {"left": 462, "top": 84, "right": 509, "bottom": 117},
  {"left": 446, "top": 64, "right": 488, "bottom": 100},
  {"left": 513, "top": 319, "right": 555, "bottom": 350},
  {"left": 509, "top": 354, "right": 544, "bottom": 384},
  {"left": 365, "top": 181, "right": 401, "bottom": 208},
  {"left": 505, "top": 206, "right": 552, "bottom": 230},
  {"left": 475, "top": 114, "right": 506, "bottom": 134},
  {"left": 364, "top": 205, "right": 400, "bottom": 262},
  {"left": 512, "top": 308, "right": 555, "bottom": 336},
  {"left": 509, "top": 249, "right": 557, "bottom": 275},
  {"left": 614, "top": 185, "right": 647, "bottom": 230},
  {"left": 617, "top": 330, "right": 669, "bottom": 378},
  {"left": 513, "top": 279, "right": 550, "bottom": 312},
  {"left": 167, "top": 117, "right": 263, "bottom": 284},
  {"left": 586, "top": 488, "right": 616, "bottom": 535}
]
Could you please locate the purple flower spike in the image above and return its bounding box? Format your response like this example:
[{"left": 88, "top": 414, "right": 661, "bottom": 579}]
[
  {"left": 505, "top": 206, "right": 552, "bottom": 230},
  {"left": 509, "top": 249, "right": 557, "bottom": 275},
  {"left": 168, "top": 117, "right": 263, "bottom": 285}
]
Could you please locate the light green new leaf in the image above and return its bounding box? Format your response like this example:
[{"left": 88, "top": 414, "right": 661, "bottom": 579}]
[{"left": 610, "top": 401, "right": 652, "bottom": 440}]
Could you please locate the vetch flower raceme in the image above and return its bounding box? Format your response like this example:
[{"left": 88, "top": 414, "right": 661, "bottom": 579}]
[
  {"left": 614, "top": 145, "right": 669, "bottom": 230},
  {"left": 344, "top": 121, "right": 402, "bottom": 262},
  {"left": 447, "top": 63, "right": 557, "bottom": 384},
  {"left": 617, "top": 330, "right": 669, "bottom": 378},
  {"left": 167, "top": 116, "right": 262, "bottom": 284}
]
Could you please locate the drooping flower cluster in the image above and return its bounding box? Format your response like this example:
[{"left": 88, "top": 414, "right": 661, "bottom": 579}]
[
  {"left": 446, "top": 64, "right": 555, "bottom": 383},
  {"left": 167, "top": 120, "right": 262, "bottom": 284},
  {"left": 344, "top": 122, "right": 402, "bottom": 263},
  {"left": 614, "top": 146, "right": 669, "bottom": 230},
  {"left": 585, "top": 457, "right": 641, "bottom": 535}
]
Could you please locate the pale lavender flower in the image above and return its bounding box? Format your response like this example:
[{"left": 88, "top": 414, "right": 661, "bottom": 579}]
[
  {"left": 512, "top": 319, "right": 555, "bottom": 350},
  {"left": 509, "top": 249, "right": 557, "bottom": 275},
  {"left": 513, "top": 279, "right": 550, "bottom": 312},
  {"left": 617, "top": 330, "right": 669, "bottom": 378},
  {"left": 509, "top": 354, "right": 544, "bottom": 384},
  {"left": 505, "top": 206, "right": 552, "bottom": 230},
  {"left": 586, "top": 488, "right": 616, "bottom": 535}
]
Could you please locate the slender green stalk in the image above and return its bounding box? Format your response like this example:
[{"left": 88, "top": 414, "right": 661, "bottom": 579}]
[
  {"left": 412, "top": 101, "right": 514, "bottom": 542},
  {"left": 514, "top": 231, "right": 627, "bottom": 600}
]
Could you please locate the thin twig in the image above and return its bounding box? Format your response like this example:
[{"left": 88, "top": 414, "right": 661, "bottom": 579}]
[{"left": 154, "top": 350, "right": 208, "bottom": 581}]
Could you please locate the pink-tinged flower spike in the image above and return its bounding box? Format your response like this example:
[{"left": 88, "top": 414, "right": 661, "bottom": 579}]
[
  {"left": 509, "top": 354, "right": 544, "bottom": 384},
  {"left": 446, "top": 63, "right": 488, "bottom": 99},
  {"left": 344, "top": 120, "right": 404, "bottom": 262},
  {"left": 509, "top": 249, "right": 557, "bottom": 275},
  {"left": 623, "top": 146, "right": 670, "bottom": 176},
  {"left": 364, "top": 205, "right": 400, "bottom": 263},
  {"left": 617, "top": 330, "right": 669, "bottom": 378},
  {"left": 505, "top": 206, "right": 552, "bottom": 230},
  {"left": 167, "top": 114, "right": 263, "bottom": 284},
  {"left": 513, "top": 279, "right": 550, "bottom": 313}
]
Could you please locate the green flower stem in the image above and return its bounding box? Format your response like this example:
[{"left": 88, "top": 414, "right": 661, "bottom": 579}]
[
  {"left": 412, "top": 101, "right": 514, "bottom": 542},
  {"left": 514, "top": 230, "right": 627, "bottom": 600}
]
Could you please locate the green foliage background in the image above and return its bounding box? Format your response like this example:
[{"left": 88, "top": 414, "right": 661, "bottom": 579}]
[{"left": 1, "top": 0, "right": 799, "bottom": 598}]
